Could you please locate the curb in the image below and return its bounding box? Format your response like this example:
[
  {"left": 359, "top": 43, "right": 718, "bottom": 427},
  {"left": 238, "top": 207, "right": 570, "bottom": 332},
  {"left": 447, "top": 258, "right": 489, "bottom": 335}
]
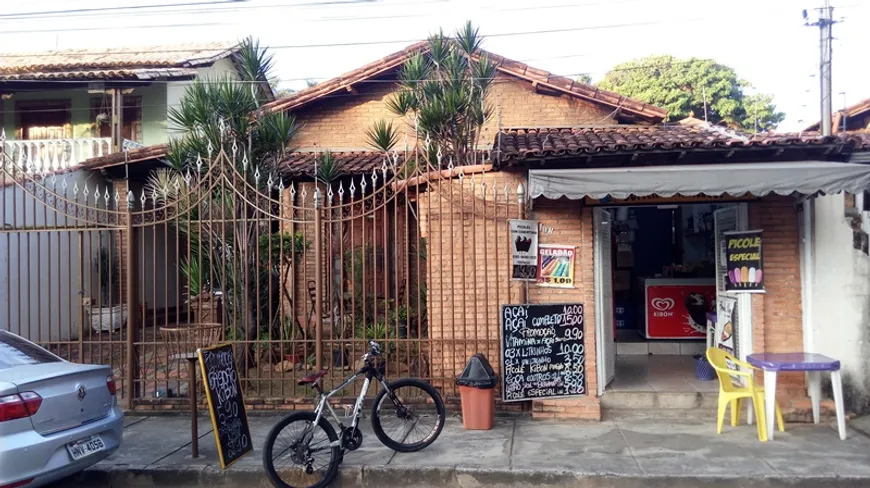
[{"left": 64, "top": 464, "right": 870, "bottom": 488}]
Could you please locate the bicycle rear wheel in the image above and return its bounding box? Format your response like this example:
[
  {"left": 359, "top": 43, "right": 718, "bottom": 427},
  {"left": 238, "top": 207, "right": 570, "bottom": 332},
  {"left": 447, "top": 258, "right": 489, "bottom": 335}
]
[
  {"left": 371, "top": 378, "right": 446, "bottom": 453},
  {"left": 262, "top": 411, "right": 341, "bottom": 488}
]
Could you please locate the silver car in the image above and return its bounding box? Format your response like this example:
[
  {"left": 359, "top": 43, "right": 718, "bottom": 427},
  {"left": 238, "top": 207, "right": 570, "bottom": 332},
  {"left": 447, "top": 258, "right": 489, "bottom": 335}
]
[{"left": 0, "top": 330, "right": 123, "bottom": 488}]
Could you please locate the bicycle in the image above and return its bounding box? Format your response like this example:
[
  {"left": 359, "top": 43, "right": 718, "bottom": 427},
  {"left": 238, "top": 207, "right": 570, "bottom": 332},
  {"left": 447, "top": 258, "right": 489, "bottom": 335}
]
[{"left": 262, "top": 341, "right": 447, "bottom": 488}]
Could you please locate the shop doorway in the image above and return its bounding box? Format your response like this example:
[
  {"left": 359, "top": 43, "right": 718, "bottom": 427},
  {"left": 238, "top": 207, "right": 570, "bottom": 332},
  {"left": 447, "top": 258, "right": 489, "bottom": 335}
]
[{"left": 595, "top": 202, "right": 749, "bottom": 394}]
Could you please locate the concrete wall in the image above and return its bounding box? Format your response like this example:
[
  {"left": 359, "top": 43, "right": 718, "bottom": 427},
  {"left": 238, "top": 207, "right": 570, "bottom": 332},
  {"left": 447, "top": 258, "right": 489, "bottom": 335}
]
[
  {"left": 810, "top": 193, "right": 870, "bottom": 414},
  {"left": 0, "top": 169, "right": 111, "bottom": 342},
  {"left": 167, "top": 58, "right": 239, "bottom": 137}
]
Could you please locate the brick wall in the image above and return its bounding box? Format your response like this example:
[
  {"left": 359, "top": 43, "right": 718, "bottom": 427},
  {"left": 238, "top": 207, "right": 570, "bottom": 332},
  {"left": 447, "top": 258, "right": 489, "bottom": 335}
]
[
  {"left": 418, "top": 171, "right": 601, "bottom": 419},
  {"left": 291, "top": 72, "right": 615, "bottom": 151},
  {"left": 418, "top": 170, "right": 525, "bottom": 391},
  {"left": 527, "top": 200, "right": 600, "bottom": 420},
  {"left": 749, "top": 197, "right": 808, "bottom": 406}
]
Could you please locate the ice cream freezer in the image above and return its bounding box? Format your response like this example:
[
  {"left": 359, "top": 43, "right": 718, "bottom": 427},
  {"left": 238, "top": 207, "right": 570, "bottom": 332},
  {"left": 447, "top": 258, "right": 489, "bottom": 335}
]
[{"left": 643, "top": 278, "right": 716, "bottom": 339}]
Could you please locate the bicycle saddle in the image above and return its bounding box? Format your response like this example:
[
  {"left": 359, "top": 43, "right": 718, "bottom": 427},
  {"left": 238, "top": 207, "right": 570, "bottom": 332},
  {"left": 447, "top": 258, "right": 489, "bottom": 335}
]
[{"left": 297, "top": 369, "right": 328, "bottom": 386}]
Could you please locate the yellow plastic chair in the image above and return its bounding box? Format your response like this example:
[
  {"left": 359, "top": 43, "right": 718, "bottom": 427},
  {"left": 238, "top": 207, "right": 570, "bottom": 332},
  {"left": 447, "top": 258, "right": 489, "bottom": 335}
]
[{"left": 706, "top": 347, "right": 784, "bottom": 442}]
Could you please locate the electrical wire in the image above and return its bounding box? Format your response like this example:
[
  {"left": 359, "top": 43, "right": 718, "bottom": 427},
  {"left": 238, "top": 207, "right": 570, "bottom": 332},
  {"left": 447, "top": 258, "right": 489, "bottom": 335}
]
[{"left": 0, "top": 16, "right": 705, "bottom": 54}]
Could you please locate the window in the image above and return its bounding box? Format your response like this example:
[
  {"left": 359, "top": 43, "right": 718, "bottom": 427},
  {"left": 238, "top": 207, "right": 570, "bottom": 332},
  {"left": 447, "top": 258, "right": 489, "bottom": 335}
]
[
  {"left": 0, "top": 331, "right": 62, "bottom": 370},
  {"left": 91, "top": 96, "right": 142, "bottom": 142},
  {"left": 15, "top": 100, "right": 71, "bottom": 140}
]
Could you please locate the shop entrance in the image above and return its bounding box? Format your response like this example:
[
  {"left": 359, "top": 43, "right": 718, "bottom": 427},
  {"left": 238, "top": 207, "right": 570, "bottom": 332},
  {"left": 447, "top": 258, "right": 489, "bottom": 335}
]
[{"left": 595, "top": 201, "right": 748, "bottom": 394}]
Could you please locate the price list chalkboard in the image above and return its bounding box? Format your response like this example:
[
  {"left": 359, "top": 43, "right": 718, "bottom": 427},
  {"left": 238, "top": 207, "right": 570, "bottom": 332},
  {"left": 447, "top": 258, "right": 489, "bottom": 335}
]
[
  {"left": 198, "top": 343, "right": 253, "bottom": 468},
  {"left": 501, "top": 303, "right": 586, "bottom": 402}
]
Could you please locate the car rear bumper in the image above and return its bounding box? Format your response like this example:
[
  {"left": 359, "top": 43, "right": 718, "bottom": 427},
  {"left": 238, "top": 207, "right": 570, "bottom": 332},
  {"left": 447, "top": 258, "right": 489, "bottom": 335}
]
[{"left": 0, "top": 406, "right": 124, "bottom": 488}]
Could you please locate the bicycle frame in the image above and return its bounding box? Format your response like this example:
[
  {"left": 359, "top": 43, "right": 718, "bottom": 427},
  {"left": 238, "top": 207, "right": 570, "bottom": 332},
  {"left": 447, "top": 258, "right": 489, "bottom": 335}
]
[{"left": 310, "top": 361, "right": 392, "bottom": 438}]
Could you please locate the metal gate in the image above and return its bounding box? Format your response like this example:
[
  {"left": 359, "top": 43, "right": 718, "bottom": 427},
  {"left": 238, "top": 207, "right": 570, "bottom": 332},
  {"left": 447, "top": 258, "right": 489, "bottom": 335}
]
[{"left": 1, "top": 133, "right": 523, "bottom": 409}]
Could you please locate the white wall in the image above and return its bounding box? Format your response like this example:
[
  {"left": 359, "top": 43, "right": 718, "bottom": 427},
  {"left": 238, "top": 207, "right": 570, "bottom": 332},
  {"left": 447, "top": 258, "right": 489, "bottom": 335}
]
[
  {"left": 166, "top": 58, "right": 240, "bottom": 137},
  {"left": 811, "top": 193, "right": 870, "bottom": 414},
  {"left": 0, "top": 170, "right": 112, "bottom": 342}
]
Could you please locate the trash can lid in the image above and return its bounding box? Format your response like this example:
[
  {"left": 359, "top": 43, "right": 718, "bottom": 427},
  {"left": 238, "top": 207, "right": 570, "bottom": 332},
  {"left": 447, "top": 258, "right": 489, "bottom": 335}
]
[{"left": 456, "top": 353, "right": 498, "bottom": 388}]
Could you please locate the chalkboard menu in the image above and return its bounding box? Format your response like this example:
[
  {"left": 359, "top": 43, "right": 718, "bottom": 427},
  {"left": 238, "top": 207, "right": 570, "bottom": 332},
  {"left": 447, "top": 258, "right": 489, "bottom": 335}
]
[
  {"left": 501, "top": 303, "right": 586, "bottom": 402},
  {"left": 198, "top": 343, "right": 253, "bottom": 468}
]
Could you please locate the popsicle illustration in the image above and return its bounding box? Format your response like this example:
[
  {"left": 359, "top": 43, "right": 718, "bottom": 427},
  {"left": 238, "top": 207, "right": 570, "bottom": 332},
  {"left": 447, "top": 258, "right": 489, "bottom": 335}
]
[
  {"left": 741, "top": 266, "right": 749, "bottom": 287},
  {"left": 748, "top": 267, "right": 756, "bottom": 286},
  {"left": 755, "top": 269, "right": 763, "bottom": 285}
]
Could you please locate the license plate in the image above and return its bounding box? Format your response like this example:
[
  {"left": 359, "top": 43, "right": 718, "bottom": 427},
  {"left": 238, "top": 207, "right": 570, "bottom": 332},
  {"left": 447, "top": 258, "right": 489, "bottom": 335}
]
[{"left": 66, "top": 435, "right": 105, "bottom": 461}]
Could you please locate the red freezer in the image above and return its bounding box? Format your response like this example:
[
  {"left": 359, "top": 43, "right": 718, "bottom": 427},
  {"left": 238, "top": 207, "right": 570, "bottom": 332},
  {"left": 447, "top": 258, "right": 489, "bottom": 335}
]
[{"left": 644, "top": 278, "right": 715, "bottom": 339}]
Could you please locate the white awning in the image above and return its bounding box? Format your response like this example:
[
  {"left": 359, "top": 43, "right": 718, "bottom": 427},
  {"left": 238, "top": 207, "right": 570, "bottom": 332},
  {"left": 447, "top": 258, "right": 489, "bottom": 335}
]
[{"left": 529, "top": 161, "right": 870, "bottom": 200}]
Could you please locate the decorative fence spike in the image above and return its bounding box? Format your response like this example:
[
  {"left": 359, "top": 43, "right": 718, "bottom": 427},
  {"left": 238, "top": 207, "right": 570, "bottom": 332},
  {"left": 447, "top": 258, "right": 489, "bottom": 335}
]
[
  {"left": 196, "top": 154, "right": 203, "bottom": 171},
  {"left": 242, "top": 152, "right": 249, "bottom": 171},
  {"left": 349, "top": 178, "right": 356, "bottom": 197}
]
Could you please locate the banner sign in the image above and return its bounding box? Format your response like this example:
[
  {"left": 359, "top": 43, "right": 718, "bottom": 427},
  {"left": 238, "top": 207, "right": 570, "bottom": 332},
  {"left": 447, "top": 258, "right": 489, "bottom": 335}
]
[
  {"left": 715, "top": 295, "right": 744, "bottom": 388},
  {"left": 509, "top": 219, "right": 538, "bottom": 281},
  {"left": 725, "top": 230, "right": 764, "bottom": 293},
  {"left": 537, "top": 244, "right": 576, "bottom": 288}
]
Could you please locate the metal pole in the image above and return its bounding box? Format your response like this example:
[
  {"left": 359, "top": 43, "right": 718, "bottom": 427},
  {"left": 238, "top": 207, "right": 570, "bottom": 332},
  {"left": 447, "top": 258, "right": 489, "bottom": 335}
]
[
  {"left": 125, "top": 207, "right": 140, "bottom": 408},
  {"left": 517, "top": 183, "right": 528, "bottom": 304},
  {"left": 313, "top": 188, "right": 323, "bottom": 371},
  {"left": 820, "top": 0, "right": 833, "bottom": 136}
]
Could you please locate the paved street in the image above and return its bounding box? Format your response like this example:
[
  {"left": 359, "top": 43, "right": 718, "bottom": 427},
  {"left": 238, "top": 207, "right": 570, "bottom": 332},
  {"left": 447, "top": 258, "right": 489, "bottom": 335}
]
[{"left": 53, "top": 413, "right": 870, "bottom": 487}]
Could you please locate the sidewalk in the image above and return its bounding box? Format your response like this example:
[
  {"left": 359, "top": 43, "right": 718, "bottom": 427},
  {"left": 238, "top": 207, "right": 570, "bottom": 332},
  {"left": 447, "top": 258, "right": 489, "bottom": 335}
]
[{"left": 59, "top": 412, "right": 870, "bottom": 488}]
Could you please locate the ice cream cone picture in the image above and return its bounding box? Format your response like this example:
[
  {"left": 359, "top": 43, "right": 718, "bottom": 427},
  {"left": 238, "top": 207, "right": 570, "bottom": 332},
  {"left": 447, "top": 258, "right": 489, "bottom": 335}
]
[
  {"left": 537, "top": 245, "right": 576, "bottom": 287},
  {"left": 724, "top": 230, "right": 764, "bottom": 292}
]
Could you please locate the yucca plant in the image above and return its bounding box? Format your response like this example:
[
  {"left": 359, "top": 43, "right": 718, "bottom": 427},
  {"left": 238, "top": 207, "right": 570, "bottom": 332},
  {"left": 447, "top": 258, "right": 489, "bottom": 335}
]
[
  {"left": 315, "top": 150, "right": 345, "bottom": 184},
  {"left": 147, "top": 37, "right": 300, "bottom": 371},
  {"left": 385, "top": 21, "right": 496, "bottom": 168}
]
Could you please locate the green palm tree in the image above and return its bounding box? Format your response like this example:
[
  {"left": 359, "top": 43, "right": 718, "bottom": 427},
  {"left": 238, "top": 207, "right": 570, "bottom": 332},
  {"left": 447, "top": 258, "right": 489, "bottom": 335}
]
[{"left": 146, "top": 37, "right": 300, "bottom": 371}]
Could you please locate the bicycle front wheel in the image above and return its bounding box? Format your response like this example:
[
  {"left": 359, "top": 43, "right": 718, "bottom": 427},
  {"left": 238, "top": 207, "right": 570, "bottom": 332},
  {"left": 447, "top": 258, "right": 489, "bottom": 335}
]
[
  {"left": 262, "top": 411, "right": 341, "bottom": 488},
  {"left": 371, "top": 378, "right": 446, "bottom": 453}
]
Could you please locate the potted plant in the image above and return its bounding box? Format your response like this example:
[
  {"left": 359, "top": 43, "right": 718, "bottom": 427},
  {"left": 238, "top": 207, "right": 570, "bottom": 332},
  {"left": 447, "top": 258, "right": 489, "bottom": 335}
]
[{"left": 88, "top": 248, "right": 127, "bottom": 333}]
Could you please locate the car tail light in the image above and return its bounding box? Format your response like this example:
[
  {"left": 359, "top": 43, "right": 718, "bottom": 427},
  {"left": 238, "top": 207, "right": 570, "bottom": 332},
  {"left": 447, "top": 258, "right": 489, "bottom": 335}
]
[
  {"left": 0, "top": 478, "right": 34, "bottom": 488},
  {"left": 0, "top": 392, "right": 42, "bottom": 422},
  {"left": 106, "top": 375, "right": 117, "bottom": 396}
]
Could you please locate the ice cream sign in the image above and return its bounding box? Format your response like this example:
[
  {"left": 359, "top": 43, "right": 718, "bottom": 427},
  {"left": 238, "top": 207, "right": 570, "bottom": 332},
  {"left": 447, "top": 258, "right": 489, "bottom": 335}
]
[{"left": 724, "top": 230, "right": 764, "bottom": 293}]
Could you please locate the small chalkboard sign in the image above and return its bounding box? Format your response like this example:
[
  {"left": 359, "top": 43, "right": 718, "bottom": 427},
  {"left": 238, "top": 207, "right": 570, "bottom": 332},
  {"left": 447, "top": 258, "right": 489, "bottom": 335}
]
[
  {"left": 197, "top": 343, "right": 253, "bottom": 468},
  {"left": 501, "top": 303, "right": 586, "bottom": 402}
]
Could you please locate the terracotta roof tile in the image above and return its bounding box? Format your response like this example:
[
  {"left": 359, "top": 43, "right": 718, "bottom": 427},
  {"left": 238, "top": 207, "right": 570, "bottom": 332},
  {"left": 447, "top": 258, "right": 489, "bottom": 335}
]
[
  {"left": 263, "top": 41, "right": 666, "bottom": 122},
  {"left": 494, "top": 125, "right": 870, "bottom": 162},
  {"left": 0, "top": 42, "right": 239, "bottom": 81},
  {"left": 278, "top": 151, "right": 399, "bottom": 178},
  {"left": 81, "top": 144, "right": 168, "bottom": 170}
]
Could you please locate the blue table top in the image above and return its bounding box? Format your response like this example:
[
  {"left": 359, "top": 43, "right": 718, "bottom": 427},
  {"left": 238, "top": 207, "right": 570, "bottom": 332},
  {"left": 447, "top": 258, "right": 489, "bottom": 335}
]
[{"left": 747, "top": 352, "right": 840, "bottom": 371}]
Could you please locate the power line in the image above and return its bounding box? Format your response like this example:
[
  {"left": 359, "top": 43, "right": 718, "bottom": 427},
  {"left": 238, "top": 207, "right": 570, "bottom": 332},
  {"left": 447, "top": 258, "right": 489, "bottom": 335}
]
[
  {"left": 0, "top": 0, "right": 378, "bottom": 20},
  {"left": 0, "top": 22, "right": 231, "bottom": 35},
  {"left": 0, "top": 17, "right": 704, "bottom": 57},
  {"left": 0, "top": 56, "right": 731, "bottom": 88}
]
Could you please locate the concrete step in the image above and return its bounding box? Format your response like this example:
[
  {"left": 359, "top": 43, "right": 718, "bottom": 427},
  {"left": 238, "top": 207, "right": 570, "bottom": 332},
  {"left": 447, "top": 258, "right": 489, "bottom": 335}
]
[{"left": 602, "top": 391, "right": 717, "bottom": 420}]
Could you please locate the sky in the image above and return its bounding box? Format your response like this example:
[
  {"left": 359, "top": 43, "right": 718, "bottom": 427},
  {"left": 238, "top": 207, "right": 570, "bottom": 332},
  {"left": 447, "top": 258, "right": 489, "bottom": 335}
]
[{"left": 3, "top": 0, "right": 869, "bottom": 132}]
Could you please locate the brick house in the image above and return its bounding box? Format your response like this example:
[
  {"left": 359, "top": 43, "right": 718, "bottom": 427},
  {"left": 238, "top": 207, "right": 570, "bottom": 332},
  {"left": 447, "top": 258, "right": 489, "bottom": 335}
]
[
  {"left": 72, "top": 40, "right": 870, "bottom": 421},
  {"left": 259, "top": 41, "right": 870, "bottom": 421}
]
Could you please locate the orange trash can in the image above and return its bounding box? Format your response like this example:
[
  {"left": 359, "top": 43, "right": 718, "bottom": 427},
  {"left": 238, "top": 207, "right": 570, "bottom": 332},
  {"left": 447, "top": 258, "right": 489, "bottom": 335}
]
[
  {"left": 456, "top": 353, "right": 498, "bottom": 430},
  {"left": 458, "top": 386, "right": 495, "bottom": 430}
]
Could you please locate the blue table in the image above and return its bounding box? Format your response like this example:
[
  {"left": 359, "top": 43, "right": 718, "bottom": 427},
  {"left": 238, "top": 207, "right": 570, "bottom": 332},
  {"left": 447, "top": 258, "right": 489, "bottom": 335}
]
[{"left": 747, "top": 352, "right": 846, "bottom": 440}]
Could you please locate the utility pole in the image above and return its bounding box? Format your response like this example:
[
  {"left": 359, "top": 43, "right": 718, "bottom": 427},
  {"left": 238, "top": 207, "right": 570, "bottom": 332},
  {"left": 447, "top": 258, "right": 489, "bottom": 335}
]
[{"left": 805, "top": 1, "right": 836, "bottom": 136}]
